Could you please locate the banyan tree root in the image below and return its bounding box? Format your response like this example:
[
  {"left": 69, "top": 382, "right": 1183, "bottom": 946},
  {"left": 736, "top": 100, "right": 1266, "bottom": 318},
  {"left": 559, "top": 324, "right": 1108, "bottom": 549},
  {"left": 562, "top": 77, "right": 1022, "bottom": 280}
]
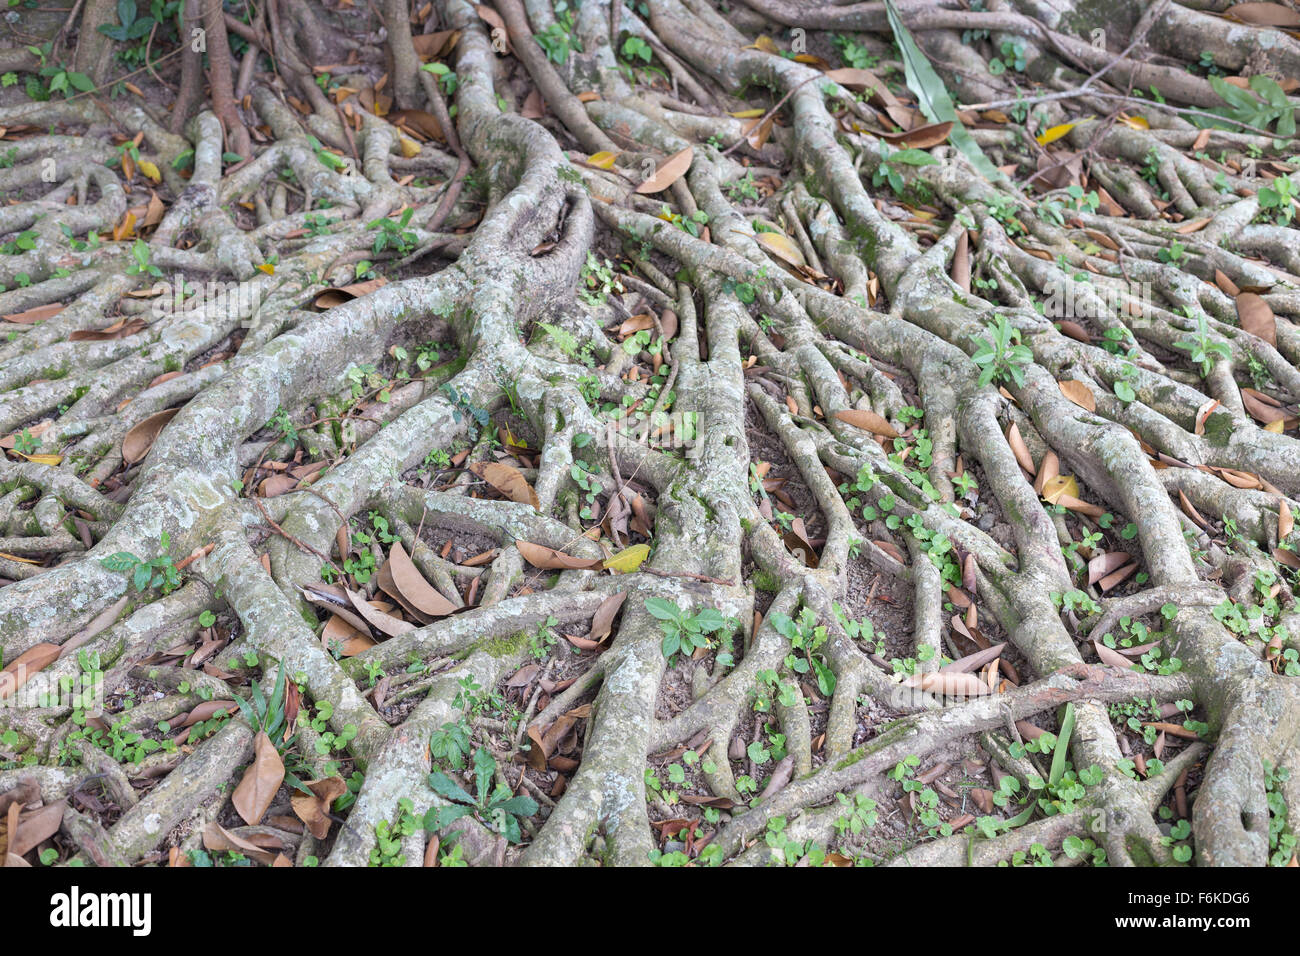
[{"left": 1, "top": 0, "right": 1299, "bottom": 867}]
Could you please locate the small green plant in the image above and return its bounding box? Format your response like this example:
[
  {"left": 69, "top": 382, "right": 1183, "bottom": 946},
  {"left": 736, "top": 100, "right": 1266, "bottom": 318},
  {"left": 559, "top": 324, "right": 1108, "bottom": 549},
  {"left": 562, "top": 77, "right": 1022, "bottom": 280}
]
[
  {"left": 723, "top": 169, "right": 761, "bottom": 202},
  {"left": 419, "top": 60, "right": 458, "bottom": 95},
  {"left": 1205, "top": 74, "right": 1296, "bottom": 139},
  {"left": 578, "top": 252, "right": 622, "bottom": 306},
  {"left": 233, "top": 662, "right": 291, "bottom": 741},
  {"left": 12, "top": 428, "right": 38, "bottom": 454},
  {"left": 1063, "top": 184, "right": 1100, "bottom": 214},
  {"left": 126, "top": 239, "right": 163, "bottom": 278},
  {"left": 1265, "top": 760, "right": 1296, "bottom": 866},
  {"left": 833, "top": 792, "right": 879, "bottom": 837},
  {"left": 370, "top": 798, "right": 419, "bottom": 866},
  {"left": 987, "top": 38, "right": 1027, "bottom": 74},
  {"left": 368, "top": 207, "right": 418, "bottom": 257},
  {"left": 659, "top": 203, "right": 709, "bottom": 237},
  {"left": 441, "top": 383, "right": 490, "bottom": 439},
  {"left": 1258, "top": 175, "right": 1296, "bottom": 226},
  {"left": 769, "top": 608, "right": 836, "bottom": 695},
  {"left": 100, "top": 533, "right": 182, "bottom": 593},
  {"left": 1173, "top": 313, "right": 1230, "bottom": 377},
  {"left": 22, "top": 44, "right": 94, "bottom": 100},
  {"left": 620, "top": 36, "right": 653, "bottom": 65},
  {"left": 266, "top": 406, "right": 298, "bottom": 444},
  {"left": 425, "top": 747, "right": 538, "bottom": 843},
  {"left": 1156, "top": 238, "right": 1187, "bottom": 265},
  {"left": 430, "top": 718, "right": 473, "bottom": 771},
  {"left": 970, "top": 315, "right": 1033, "bottom": 388},
  {"left": 534, "top": 4, "right": 581, "bottom": 65},
  {"left": 831, "top": 33, "right": 879, "bottom": 70},
  {"left": 645, "top": 597, "right": 737, "bottom": 665},
  {"left": 871, "top": 144, "right": 939, "bottom": 194}
]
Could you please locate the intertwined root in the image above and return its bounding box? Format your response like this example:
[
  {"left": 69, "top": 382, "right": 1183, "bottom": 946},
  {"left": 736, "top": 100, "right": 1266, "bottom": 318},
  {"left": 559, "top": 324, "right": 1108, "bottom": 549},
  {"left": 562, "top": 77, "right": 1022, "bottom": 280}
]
[{"left": 1, "top": 0, "right": 1299, "bottom": 867}]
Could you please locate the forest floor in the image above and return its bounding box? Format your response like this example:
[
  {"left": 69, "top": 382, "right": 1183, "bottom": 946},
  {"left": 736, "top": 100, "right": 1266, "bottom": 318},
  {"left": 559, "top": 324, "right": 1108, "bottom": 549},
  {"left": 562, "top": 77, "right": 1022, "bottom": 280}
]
[{"left": 1, "top": 0, "right": 1300, "bottom": 868}]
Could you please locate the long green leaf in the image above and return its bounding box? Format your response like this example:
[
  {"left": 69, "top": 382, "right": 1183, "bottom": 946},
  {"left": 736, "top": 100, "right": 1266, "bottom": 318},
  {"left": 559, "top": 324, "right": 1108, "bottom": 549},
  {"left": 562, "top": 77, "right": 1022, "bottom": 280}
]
[
  {"left": 1049, "top": 702, "right": 1075, "bottom": 788},
  {"left": 881, "top": 0, "right": 1003, "bottom": 182}
]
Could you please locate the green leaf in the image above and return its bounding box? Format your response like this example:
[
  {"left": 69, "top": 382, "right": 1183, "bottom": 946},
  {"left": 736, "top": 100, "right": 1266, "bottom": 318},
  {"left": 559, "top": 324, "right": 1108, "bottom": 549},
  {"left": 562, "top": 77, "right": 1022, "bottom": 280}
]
[
  {"left": 644, "top": 597, "right": 679, "bottom": 620},
  {"left": 882, "top": 0, "right": 1002, "bottom": 182},
  {"left": 427, "top": 771, "right": 475, "bottom": 806},
  {"left": 1049, "top": 703, "right": 1075, "bottom": 788},
  {"left": 427, "top": 803, "right": 474, "bottom": 829},
  {"left": 493, "top": 794, "right": 539, "bottom": 817},
  {"left": 100, "top": 552, "right": 139, "bottom": 572}
]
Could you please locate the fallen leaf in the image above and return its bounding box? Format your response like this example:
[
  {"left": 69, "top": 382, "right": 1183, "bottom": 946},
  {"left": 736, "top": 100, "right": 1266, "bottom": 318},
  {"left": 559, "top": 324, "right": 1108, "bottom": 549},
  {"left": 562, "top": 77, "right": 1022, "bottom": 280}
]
[
  {"left": 232, "top": 731, "right": 284, "bottom": 826},
  {"left": 879, "top": 121, "right": 952, "bottom": 149},
  {"left": 603, "top": 544, "right": 649, "bottom": 573},
  {"left": 313, "top": 277, "right": 388, "bottom": 310},
  {"left": 1098, "top": 561, "right": 1138, "bottom": 592},
  {"left": 588, "top": 592, "right": 627, "bottom": 643},
  {"left": 121, "top": 407, "right": 181, "bottom": 467},
  {"left": 939, "top": 643, "right": 1005, "bottom": 674},
  {"left": 201, "top": 822, "right": 277, "bottom": 865},
  {"left": 69, "top": 318, "right": 147, "bottom": 341},
  {"left": 1088, "top": 551, "right": 1133, "bottom": 585},
  {"left": 1223, "top": 2, "right": 1300, "bottom": 27},
  {"left": 754, "top": 230, "right": 806, "bottom": 267},
  {"left": 1007, "top": 422, "right": 1034, "bottom": 474},
  {"left": 2, "top": 303, "right": 62, "bottom": 325},
  {"left": 1041, "top": 474, "right": 1079, "bottom": 505},
  {"left": 377, "top": 541, "right": 457, "bottom": 617},
  {"left": 346, "top": 588, "right": 415, "bottom": 637},
  {"left": 951, "top": 229, "right": 970, "bottom": 292},
  {"left": 515, "top": 540, "right": 602, "bottom": 570},
  {"left": 635, "top": 146, "right": 693, "bottom": 194},
  {"left": 1058, "top": 379, "right": 1095, "bottom": 412},
  {"left": 1036, "top": 121, "right": 1079, "bottom": 145},
  {"left": 290, "top": 776, "right": 347, "bottom": 839},
  {"left": 1178, "top": 490, "right": 1209, "bottom": 530},
  {"left": 1093, "top": 641, "right": 1133, "bottom": 669},
  {"left": 469, "top": 460, "right": 538, "bottom": 509},
  {"left": 1214, "top": 269, "right": 1240, "bottom": 296},
  {"left": 835, "top": 408, "right": 899, "bottom": 439},
  {"left": 0, "top": 643, "right": 61, "bottom": 699},
  {"left": 901, "top": 672, "right": 992, "bottom": 697},
  {"left": 1236, "top": 292, "right": 1276, "bottom": 348},
  {"left": 387, "top": 108, "right": 444, "bottom": 142},
  {"left": 321, "top": 614, "right": 376, "bottom": 655},
  {"left": 8, "top": 800, "right": 65, "bottom": 857}
]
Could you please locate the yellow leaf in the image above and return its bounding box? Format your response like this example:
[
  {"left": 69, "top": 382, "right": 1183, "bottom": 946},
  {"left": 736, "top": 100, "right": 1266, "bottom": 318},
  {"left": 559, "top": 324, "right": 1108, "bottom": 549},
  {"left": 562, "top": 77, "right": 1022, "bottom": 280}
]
[
  {"left": 603, "top": 544, "right": 650, "bottom": 573},
  {"left": 1041, "top": 474, "right": 1079, "bottom": 505},
  {"left": 0, "top": 552, "right": 40, "bottom": 564},
  {"left": 1035, "top": 120, "right": 1083, "bottom": 146},
  {"left": 14, "top": 452, "right": 62, "bottom": 466},
  {"left": 748, "top": 35, "right": 780, "bottom": 54},
  {"left": 1118, "top": 114, "right": 1150, "bottom": 130},
  {"left": 1266, "top": 418, "right": 1285, "bottom": 433},
  {"left": 257, "top": 263, "right": 275, "bottom": 275},
  {"left": 727, "top": 108, "right": 766, "bottom": 118},
  {"left": 398, "top": 136, "right": 421, "bottom": 158},
  {"left": 586, "top": 150, "right": 618, "bottom": 170},
  {"left": 754, "top": 230, "right": 806, "bottom": 267},
  {"left": 137, "top": 159, "right": 161, "bottom": 182}
]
